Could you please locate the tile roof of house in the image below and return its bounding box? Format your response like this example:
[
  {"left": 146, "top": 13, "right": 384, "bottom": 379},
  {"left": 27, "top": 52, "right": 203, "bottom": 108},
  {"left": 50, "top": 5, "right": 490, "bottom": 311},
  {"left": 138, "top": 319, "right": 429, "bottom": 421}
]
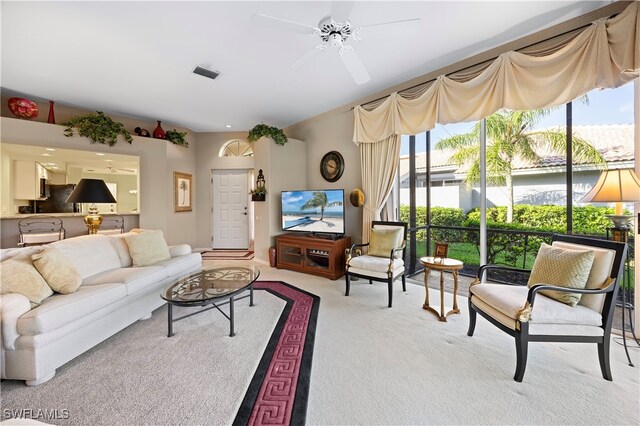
[{"left": 399, "top": 124, "right": 634, "bottom": 177}]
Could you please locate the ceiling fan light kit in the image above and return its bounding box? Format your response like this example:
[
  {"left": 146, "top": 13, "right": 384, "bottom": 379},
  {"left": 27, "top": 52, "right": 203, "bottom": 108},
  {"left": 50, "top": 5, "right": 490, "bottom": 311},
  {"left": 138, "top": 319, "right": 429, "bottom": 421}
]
[{"left": 253, "top": 1, "right": 421, "bottom": 85}]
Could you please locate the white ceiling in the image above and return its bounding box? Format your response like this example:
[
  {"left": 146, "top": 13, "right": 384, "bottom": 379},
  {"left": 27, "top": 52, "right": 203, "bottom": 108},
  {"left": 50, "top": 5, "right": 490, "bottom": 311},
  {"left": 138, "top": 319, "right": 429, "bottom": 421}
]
[{"left": 1, "top": 1, "right": 610, "bottom": 132}]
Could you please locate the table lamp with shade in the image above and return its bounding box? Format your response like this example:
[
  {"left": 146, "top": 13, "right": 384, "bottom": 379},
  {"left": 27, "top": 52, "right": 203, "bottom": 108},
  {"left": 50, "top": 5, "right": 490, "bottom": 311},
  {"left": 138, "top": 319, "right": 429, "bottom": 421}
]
[
  {"left": 580, "top": 168, "right": 640, "bottom": 235},
  {"left": 65, "top": 178, "right": 116, "bottom": 234}
]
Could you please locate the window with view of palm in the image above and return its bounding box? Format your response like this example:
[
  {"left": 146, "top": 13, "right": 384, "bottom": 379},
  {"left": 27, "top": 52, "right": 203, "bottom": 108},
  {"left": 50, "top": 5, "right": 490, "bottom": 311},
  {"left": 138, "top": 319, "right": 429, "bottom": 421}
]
[{"left": 435, "top": 108, "right": 606, "bottom": 223}]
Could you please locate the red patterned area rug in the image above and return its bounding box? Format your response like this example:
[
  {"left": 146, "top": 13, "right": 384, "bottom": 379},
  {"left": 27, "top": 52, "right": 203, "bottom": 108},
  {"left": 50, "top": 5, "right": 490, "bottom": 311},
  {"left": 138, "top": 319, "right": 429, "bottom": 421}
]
[
  {"left": 233, "top": 281, "right": 320, "bottom": 426},
  {"left": 200, "top": 250, "right": 254, "bottom": 260}
]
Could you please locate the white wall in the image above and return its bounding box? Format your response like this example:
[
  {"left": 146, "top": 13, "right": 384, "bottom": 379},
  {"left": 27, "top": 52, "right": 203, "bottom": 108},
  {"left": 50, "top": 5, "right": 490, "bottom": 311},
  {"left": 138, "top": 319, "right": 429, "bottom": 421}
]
[{"left": 287, "top": 110, "right": 363, "bottom": 242}]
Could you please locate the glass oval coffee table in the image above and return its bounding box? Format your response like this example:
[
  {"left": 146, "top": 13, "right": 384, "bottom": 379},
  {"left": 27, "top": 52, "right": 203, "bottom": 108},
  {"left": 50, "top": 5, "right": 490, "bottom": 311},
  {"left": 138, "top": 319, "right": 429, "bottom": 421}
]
[{"left": 161, "top": 266, "right": 260, "bottom": 337}]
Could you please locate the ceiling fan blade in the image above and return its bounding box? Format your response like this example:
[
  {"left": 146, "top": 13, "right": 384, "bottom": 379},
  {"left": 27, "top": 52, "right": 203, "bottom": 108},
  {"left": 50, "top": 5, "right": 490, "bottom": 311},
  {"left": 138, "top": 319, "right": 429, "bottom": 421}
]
[
  {"left": 252, "top": 13, "right": 317, "bottom": 35},
  {"left": 340, "top": 48, "right": 370, "bottom": 85},
  {"left": 330, "top": 1, "right": 355, "bottom": 23},
  {"left": 354, "top": 18, "right": 422, "bottom": 40},
  {"left": 287, "top": 45, "right": 325, "bottom": 70}
]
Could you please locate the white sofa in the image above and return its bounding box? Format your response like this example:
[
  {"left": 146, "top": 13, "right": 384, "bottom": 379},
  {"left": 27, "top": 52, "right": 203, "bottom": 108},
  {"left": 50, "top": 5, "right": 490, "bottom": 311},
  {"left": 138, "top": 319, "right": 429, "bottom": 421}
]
[{"left": 0, "top": 233, "right": 201, "bottom": 386}]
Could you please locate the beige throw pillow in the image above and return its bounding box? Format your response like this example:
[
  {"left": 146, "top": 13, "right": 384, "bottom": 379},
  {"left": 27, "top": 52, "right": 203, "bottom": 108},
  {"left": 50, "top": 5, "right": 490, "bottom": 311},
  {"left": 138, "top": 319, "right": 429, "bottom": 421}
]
[
  {"left": 32, "top": 247, "right": 82, "bottom": 294},
  {"left": 0, "top": 255, "right": 53, "bottom": 308},
  {"left": 125, "top": 230, "right": 171, "bottom": 267},
  {"left": 368, "top": 228, "right": 404, "bottom": 258},
  {"left": 528, "top": 243, "right": 595, "bottom": 307}
]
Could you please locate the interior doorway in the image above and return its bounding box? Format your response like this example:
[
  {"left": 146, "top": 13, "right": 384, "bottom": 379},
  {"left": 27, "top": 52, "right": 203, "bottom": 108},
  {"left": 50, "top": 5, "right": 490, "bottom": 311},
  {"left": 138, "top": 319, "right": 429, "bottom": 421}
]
[{"left": 211, "top": 169, "right": 250, "bottom": 249}]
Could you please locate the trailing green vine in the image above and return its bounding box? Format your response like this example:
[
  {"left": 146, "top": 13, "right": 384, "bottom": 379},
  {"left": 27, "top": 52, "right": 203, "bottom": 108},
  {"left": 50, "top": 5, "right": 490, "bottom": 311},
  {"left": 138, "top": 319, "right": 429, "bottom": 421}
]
[
  {"left": 247, "top": 123, "right": 288, "bottom": 146},
  {"left": 63, "top": 111, "right": 132, "bottom": 146},
  {"left": 165, "top": 129, "right": 188, "bottom": 147}
]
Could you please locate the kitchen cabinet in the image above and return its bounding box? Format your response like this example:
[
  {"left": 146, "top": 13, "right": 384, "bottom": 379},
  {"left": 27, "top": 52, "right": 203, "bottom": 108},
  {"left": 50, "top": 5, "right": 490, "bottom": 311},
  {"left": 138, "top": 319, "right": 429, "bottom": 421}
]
[{"left": 14, "top": 161, "right": 49, "bottom": 200}]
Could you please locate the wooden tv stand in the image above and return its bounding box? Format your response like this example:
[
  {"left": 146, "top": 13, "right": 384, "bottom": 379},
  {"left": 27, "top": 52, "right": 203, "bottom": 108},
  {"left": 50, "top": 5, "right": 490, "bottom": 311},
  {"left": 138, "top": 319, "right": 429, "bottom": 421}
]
[{"left": 276, "top": 233, "right": 351, "bottom": 280}]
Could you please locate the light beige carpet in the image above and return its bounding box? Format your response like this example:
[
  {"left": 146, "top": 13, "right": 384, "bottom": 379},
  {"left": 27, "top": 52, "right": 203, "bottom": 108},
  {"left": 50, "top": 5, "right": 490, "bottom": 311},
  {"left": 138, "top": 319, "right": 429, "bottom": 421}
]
[{"left": 1, "top": 259, "right": 638, "bottom": 425}]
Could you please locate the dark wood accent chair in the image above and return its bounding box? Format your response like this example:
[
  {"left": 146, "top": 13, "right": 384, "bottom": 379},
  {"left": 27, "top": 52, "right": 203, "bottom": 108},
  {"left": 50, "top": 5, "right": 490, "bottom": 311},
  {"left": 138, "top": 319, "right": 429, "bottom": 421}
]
[
  {"left": 345, "top": 221, "right": 408, "bottom": 307},
  {"left": 467, "top": 233, "right": 627, "bottom": 382}
]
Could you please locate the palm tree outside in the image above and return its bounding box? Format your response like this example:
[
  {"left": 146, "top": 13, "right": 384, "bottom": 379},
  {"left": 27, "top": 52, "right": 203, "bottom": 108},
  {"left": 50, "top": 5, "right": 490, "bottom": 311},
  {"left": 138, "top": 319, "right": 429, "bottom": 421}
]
[
  {"left": 435, "top": 107, "right": 606, "bottom": 223},
  {"left": 301, "top": 191, "right": 343, "bottom": 221}
]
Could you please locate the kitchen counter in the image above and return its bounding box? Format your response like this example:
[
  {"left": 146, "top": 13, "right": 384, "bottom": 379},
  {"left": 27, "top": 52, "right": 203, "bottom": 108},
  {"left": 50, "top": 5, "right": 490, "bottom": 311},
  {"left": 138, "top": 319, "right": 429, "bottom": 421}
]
[
  {"left": 1, "top": 213, "right": 140, "bottom": 248},
  {"left": 0, "top": 212, "right": 140, "bottom": 220}
]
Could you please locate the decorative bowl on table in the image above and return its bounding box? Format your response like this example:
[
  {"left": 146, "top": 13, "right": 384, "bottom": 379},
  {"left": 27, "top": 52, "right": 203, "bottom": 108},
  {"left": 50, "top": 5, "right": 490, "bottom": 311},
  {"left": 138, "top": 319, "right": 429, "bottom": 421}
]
[{"left": 8, "top": 97, "right": 39, "bottom": 119}]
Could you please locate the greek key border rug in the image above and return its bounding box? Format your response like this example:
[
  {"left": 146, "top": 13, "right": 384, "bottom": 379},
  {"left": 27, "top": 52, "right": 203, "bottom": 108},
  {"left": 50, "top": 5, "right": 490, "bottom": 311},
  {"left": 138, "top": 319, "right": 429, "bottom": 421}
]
[{"left": 233, "top": 281, "right": 320, "bottom": 426}]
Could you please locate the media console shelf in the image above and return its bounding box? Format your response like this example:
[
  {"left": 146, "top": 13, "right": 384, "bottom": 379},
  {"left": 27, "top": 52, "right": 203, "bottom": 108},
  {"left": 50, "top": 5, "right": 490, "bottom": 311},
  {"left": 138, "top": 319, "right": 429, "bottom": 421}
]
[{"left": 276, "top": 233, "right": 351, "bottom": 280}]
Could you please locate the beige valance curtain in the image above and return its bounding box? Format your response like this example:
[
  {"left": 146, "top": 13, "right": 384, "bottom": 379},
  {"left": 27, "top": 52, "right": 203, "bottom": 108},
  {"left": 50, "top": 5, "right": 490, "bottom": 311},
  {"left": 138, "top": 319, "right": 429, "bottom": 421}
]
[{"left": 353, "top": 2, "right": 639, "bottom": 144}]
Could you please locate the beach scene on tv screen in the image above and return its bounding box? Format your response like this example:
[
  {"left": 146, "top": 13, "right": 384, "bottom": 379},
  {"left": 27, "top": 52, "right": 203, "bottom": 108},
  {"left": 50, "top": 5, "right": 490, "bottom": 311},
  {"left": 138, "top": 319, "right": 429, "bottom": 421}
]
[{"left": 282, "top": 190, "right": 344, "bottom": 233}]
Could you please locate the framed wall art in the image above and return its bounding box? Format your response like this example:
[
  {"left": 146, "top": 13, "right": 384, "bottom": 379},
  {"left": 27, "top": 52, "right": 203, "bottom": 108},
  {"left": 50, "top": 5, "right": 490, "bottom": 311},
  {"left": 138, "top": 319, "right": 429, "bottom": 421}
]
[{"left": 174, "top": 172, "right": 192, "bottom": 212}]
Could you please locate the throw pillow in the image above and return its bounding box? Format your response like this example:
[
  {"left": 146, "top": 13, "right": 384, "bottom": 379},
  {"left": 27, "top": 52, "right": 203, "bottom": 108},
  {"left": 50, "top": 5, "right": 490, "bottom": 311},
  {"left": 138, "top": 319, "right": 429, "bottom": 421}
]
[
  {"left": 0, "top": 255, "right": 53, "bottom": 308},
  {"left": 368, "top": 228, "right": 404, "bottom": 258},
  {"left": 32, "top": 247, "right": 82, "bottom": 294},
  {"left": 528, "top": 243, "right": 595, "bottom": 307},
  {"left": 124, "top": 230, "right": 171, "bottom": 267}
]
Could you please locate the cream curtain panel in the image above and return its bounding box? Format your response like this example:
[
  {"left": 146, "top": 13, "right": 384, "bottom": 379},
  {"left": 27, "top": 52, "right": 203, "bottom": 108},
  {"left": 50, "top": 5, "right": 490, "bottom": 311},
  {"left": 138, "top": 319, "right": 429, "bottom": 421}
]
[
  {"left": 353, "top": 2, "right": 639, "bottom": 144},
  {"left": 360, "top": 134, "right": 401, "bottom": 240}
]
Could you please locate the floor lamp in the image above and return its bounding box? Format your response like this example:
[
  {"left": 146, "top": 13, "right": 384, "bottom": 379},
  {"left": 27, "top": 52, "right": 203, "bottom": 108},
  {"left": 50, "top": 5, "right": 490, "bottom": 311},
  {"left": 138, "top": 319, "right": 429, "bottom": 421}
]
[
  {"left": 66, "top": 179, "right": 117, "bottom": 234},
  {"left": 580, "top": 168, "right": 640, "bottom": 366}
]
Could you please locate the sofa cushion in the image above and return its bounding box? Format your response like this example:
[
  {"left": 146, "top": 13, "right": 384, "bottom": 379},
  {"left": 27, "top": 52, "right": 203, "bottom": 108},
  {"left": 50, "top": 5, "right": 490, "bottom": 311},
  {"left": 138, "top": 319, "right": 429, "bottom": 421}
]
[
  {"left": 527, "top": 243, "right": 595, "bottom": 307},
  {"left": 125, "top": 230, "right": 171, "bottom": 267},
  {"left": 0, "top": 255, "right": 53, "bottom": 308},
  {"left": 50, "top": 235, "right": 121, "bottom": 279},
  {"left": 16, "top": 283, "right": 126, "bottom": 335},
  {"left": 83, "top": 266, "right": 168, "bottom": 295},
  {"left": 470, "top": 284, "right": 602, "bottom": 326},
  {"left": 153, "top": 252, "right": 202, "bottom": 277},
  {"left": 109, "top": 233, "right": 134, "bottom": 267},
  {"left": 32, "top": 247, "right": 82, "bottom": 294}
]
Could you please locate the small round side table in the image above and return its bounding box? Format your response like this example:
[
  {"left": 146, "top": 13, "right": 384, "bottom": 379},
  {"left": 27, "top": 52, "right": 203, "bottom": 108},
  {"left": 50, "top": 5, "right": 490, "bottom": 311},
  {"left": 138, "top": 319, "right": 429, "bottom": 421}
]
[{"left": 420, "top": 256, "right": 464, "bottom": 322}]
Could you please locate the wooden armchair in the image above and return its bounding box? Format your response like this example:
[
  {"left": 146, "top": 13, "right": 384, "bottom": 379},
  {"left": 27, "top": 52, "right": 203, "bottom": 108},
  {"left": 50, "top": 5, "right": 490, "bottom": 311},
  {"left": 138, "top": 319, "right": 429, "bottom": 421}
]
[
  {"left": 467, "top": 233, "right": 627, "bottom": 382},
  {"left": 345, "top": 221, "right": 408, "bottom": 307}
]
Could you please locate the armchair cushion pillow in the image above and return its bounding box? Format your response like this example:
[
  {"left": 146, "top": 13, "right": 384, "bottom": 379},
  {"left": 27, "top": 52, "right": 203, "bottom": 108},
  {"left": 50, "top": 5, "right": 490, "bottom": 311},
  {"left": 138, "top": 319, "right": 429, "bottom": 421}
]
[
  {"left": 124, "top": 230, "right": 171, "bottom": 267},
  {"left": 367, "top": 228, "right": 404, "bottom": 258},
  {"left": 31, "top": 247, "right": 82, "bottom": 294},
  {"left": 527, "top": 243, "right": 595, "bottom": 307},
  {"left": 0, "top": 254, "right": 53, "bottom": 308}
]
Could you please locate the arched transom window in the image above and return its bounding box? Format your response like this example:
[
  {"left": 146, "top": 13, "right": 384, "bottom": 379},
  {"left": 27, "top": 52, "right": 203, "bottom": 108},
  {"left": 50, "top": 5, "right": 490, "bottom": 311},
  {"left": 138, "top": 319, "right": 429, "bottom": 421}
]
[{"left": 219, "top": 139, "right": 253, "bottom": 157}]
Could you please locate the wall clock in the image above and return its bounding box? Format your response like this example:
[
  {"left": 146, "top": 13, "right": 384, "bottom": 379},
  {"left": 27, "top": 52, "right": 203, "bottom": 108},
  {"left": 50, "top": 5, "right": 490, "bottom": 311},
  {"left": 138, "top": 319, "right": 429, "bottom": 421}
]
[{"left": 320, "top": 151, "right": 345, "bottom": 182}]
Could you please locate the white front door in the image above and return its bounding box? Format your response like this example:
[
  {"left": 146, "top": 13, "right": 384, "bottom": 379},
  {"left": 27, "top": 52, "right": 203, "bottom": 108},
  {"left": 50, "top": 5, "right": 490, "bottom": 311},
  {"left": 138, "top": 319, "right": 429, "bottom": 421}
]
[{"left": 212, "top": 170, "right": 249, "bottom": 249}]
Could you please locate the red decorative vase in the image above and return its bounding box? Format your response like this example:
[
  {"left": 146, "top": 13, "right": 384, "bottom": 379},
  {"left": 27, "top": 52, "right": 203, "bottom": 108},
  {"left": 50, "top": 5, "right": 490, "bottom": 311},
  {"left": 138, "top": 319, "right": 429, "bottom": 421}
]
[
  {"left": 47, "top": 101, "right": 55, "bottom": 124},
  {"left": 153, "top": 121, "right": 165, "bottom": 139},
  {"left": 8, "top": 97, "right": 38, "bottom": 120}
]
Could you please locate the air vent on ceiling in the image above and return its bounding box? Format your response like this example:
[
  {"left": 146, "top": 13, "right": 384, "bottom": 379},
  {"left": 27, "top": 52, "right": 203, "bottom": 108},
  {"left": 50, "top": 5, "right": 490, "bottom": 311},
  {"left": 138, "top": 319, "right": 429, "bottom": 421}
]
[{"left": 193, "top": 66, "right": 220, "bottom": 80}]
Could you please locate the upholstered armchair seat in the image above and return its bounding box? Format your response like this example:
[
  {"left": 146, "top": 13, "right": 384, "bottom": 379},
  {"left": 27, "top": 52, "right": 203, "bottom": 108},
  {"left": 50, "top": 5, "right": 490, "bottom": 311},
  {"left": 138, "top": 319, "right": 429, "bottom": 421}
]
[
  {"left": 470, "top": 284, "right": 603, "bottom": 335},
  {"left": 347, "top": 255, "right": 405, "bottom": 280}
]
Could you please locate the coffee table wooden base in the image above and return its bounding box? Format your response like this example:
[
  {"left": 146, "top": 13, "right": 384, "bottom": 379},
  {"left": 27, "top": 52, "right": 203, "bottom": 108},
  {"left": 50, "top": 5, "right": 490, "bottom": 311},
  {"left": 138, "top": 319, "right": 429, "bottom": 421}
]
[{"left": 420, "top": 257, "right": 463, "bottom": 322}]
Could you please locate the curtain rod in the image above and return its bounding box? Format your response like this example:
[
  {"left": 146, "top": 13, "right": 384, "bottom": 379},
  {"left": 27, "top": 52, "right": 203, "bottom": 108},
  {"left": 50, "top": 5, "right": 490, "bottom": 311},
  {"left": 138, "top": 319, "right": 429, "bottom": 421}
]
[{"left": 353, "top": 17, "right": 601, "bottom": 111}]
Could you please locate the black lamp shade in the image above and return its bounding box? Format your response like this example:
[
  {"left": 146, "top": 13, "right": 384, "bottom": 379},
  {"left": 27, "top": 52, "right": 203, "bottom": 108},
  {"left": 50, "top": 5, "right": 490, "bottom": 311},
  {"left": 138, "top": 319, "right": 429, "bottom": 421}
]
[{"left": 66, "top": 179, "right": 116, "bottom": 204}]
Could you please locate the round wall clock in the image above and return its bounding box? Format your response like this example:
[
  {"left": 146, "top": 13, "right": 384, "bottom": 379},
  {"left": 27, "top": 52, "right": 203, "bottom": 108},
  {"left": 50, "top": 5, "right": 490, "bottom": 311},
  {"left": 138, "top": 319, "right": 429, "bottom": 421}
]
[{"left": 320, "top": 151, "right": 345, "bottom": 182}]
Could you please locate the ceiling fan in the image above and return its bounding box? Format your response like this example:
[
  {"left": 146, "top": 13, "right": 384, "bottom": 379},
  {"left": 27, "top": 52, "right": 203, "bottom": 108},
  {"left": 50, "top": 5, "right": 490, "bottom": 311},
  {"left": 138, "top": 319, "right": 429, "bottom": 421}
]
[{"left": 253, "top": 1, "right": 421, "bottom": 85}]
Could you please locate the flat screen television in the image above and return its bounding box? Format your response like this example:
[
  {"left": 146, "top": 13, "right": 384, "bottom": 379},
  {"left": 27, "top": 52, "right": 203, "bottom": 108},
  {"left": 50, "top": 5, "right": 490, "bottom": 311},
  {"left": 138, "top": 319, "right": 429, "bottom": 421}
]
[{"left": 281, "top": 189, "right": 345, "bottom": 235}]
